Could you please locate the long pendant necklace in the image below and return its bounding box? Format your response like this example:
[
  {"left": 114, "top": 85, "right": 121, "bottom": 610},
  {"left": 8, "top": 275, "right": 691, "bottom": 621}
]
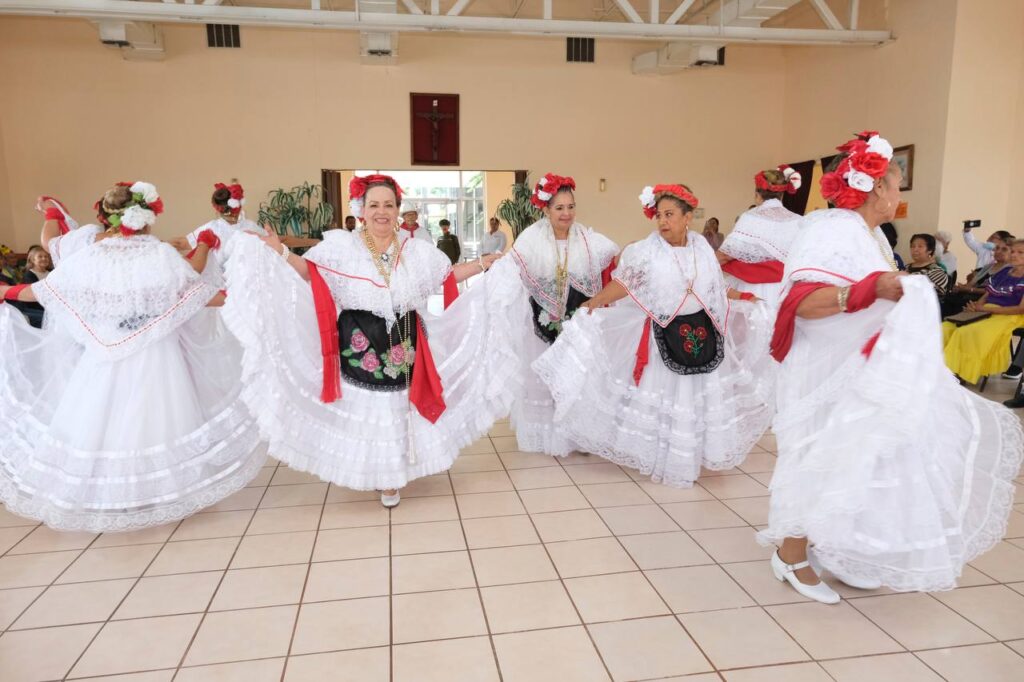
[{"left": 553, "top": 225, "right": 571, "bottom": 319}]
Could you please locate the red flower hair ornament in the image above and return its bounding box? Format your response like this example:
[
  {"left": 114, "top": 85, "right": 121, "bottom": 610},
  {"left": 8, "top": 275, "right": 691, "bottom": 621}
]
[
  {"left": 530, "top": 174, "right": 576, "bottom": 210},
  {"left": 215, "top": 182, "right": 246, "bottom": 216},
  {"left": 819, "top": 130, "right": 894, "bottom": 210},
  {"left": 754, "top": 165, "right": 802, "bottom": 195},
  {"left": 348, "top": 174, "right": 404, "bottom": 220},
  {"left": 638, "top": 184, "right": 700, "bottom": 220}
]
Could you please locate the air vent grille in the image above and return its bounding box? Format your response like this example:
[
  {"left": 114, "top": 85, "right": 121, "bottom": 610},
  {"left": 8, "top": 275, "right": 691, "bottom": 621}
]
[
  {"left": 566, "top": 37, "right": 595, "bottom": 63},
  {"left": 207, "top": 24, "right": 240, "bottom": 48}
]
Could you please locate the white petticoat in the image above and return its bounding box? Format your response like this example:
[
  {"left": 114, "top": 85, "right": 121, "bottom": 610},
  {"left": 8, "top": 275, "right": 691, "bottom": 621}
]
[
  {"left": 758, "top": 276, "right": 1023, "bottom": 591},
  {"left": 221, "top": 236, "right": 528, "bottom": 491},
  {"left": 533, "top": 299, "right": 776, "bottom": 486},
  {"left": 0, "top": 306, "right": 267, "bottom": 532}
]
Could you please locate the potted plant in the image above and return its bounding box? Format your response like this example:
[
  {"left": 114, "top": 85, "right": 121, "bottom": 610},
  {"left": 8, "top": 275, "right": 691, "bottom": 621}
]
[
  {"left": 496, "top": 175, "right": 541, "bottom": 240},
  {"left": 258, "top": 181, "right": 335, "bottom": 240}
]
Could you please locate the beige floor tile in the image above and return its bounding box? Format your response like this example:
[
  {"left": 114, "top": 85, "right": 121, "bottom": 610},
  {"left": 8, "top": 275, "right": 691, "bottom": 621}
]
[
  {"left": 202, "top": 486, "right": 266, "bottom": 513},
  {"left": 462, "top": 438, "right": 498, "bottom": 455},
  {"left": 723, "top": 496, "right": 771, "bottom": 525},
  {"left": 481, "top": 580, "right": 580, "bottom": 633},
  {"left": 1005, "top": 510, "right": 1024, "bottom": 538},
  {"left": 662, "top": 500, "right": 747, "bottom": 530},
  {"left": 722, "top": 662, "right": 832, "bottom": 681},
  {"left": 620, "top": 531, "right": 714, "bottom": 570},
  {"left": 12, "top": 578, "right": 134, "bottom": 629},
  {"left": 462, "top": 515, "right": 540, "bottom": 549},
  {"left": 851, "top": 592, "right": 994, "bottom": 649},
  {"left": 270, "top": 467, "right": 324, "bottom": 486},
  {"left": 957, "top": 564, "right": 1001, "bottom": 587},
  {"left": 81, "top": 671, "right": 176, "bottom": 681},
  {"left": 679, "top": 606, "right": 810, "bottom": 669},
  {"left": 7, "top": 526, "right": 96, "bottom": 554},
  {"left": 73, "top": 616, "right": 201, "bottom": 677},
  {"left": 60, "top": 544, "right": 163, "bottom": 585},
  {"left": 249, "top": 505, "right": 324, "bottom": 534},
  {"left": 177, "top": 658, "right": 285, "bottom": 682},
  {"left": 471, "top": 544, "right": 557, "bottom": 586},
  {"left": 186, "top": 604, "right": 298, "bottom": 665},
  {"left": 578, "top": 481, "right": 653, "bottom": 508},
  {"left": 518, "top": 486, "right": 590, "bottom": 514},
  {"left": 546, "top": 537, "right": 636, "bottom": 578},
  {"left": 1007, "top": 638, "right": 1024, "bottom": 656},
  {"left": 0, "top": 507, "right": 39, "bottom": 528},
  {"left": 637, "top": 481, "right": 715, "bottom": 503},
  {"left": 390, "top": 495, "right": 459, "bottom": 524},
  {"left": 145, "top": 537, "right": 239, "bottom": 576},
  {"left": 722, "top": 560, "right": 812, "bottom": 606},
  {"left": 0, "top": 586, "right": 43, "bottom": 629},
  {"left": 750, "top": 472, "right": 775, "bottom": 486},
  {"left": 171, "top": 510, "right": 254, "bottom": 542},
  {"left": 401, "top": 473, "right": 454, "bottom": 498},
  {"left": 766, "top": 601, "right": 902, "bottom": 659},
  {"left": 312, "top": 526, "right": 389, "bottom": 562},
  {"left": 210, "top": 563, "right": 308, "bottom": 610},
  {"left": 561, "top": 452, "right": 609, "bottom": 465},
  {"left": 597, "top": 505, "right": 680, "bottom": 535},
  {"left": 590, "top": 615, "right": 713, "bottom": 681},
  {"left": 690, "top": 527, "right": 773, "bottom": 563},
  {"left": 916, "top": 643, "right": 1024, "bottom": 682},
  {"left": 303, "top": 557, "right": 389, "bottom": 602},
  {"left": 532, "top": 509, "right": 612, "bottom": 542},
  {"left": 92, "top": 524, "right": 178, "bottom": 548},
  {"left": 231, "top": 530, "right": 315, "bottom": 569},
  {"left": 114, "top": 571, "right": 222, "bottom": 619},
  {"left": 564, "top": 463, "right": 631, "bottom": 485},
  {"left": 393, "top": 636, "right": 500, "bottom": 682},
  {"left": 491, "top": 436, "right": 520, "bottom": 453},
  {"left": 450, "top": 453, "right": 505, "bottom": 474},
  {"left": 489, "top": 421, "right": 515, "bottom": 437},
  {"left": 291, "top": 597, "right": 390, "bottom": 654},
  {"left": 934, "top": 584, "right": 1024, "bottom": 640},
  {"left": 757, "top": 433, "right": 777, "bottom": 451},
  {"left": 0, "top": 622, "right": 101, "bottom": 682},
  {"left": 456, "top": 491, "right": 526, "bottom": 518},
  {"left": 392, "top": 588, "right": 487, "bottom": 643},
  {"left": 246, "top": 466, "right": 275, "bottom": 487},
  {"left": 499, "top": 451, "right": 561, "bottom": 469},
  {"left": 508, "top": 466, "right": 574, "bottom": 490},
  {"left": 737, "top": 451, "right": 777, "bottom": 474},
  {"left": 0, "top": 550, "right": 80, "bottom": 588},
  {"left": 493, "top": 626, "right": 611, "bottom": 682},
  {"left": 969, "top": 540, "right": 1024, "bottom": 582},
  {"left": 564, "top": 571, "right": 670, "bottom": 623},
  {"left": 284, "top": 648, "right": 389, "bottom": 682},
  {"left": 258, "top": 482, "right": 329, "bottom": 509},
  {"left": 699, "top": 473, "right": 769, "bottom": 499},
  {"left": 392, "top": 519, "right": 466, "bottom": 554},
  {"left": 821, "top": 653, "right": 944, "bottom": 681},
  {"left": 325, "top": 485, "right": 381, "bottom": 503},
  {"left": 392, "top": 550, "right": 476, "bottom": 593},
  {"left": 647, "top": 564, "right": 756, "bottom": 613},
  {"left": 320, "top": 500, "right": 391, "bottom": 530}
]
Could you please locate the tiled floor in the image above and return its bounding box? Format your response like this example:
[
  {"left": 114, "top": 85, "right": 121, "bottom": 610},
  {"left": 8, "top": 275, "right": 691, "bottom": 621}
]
[{"left": 3, "top": 402, "right": 1024, "bottom": 680}]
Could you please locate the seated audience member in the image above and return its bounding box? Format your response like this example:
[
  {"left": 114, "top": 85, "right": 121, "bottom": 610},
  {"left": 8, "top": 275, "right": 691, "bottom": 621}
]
[
  {"left": 22, "top": 245, "right": 52, "bottom": 283},
  {"left": 935, "top": 230, "right": 957, "bottom": 275},
  {"left": 906, "top": 233, "right": 948, "bottom": 297},
  {"left": 943, "top": 239, "right": 1012, "bottom": 317},
  {"left": 943, "top": 241, "right": 1024, "bottom": 385},
  {"left": 964, "top": 227, "right": 1013, "bottom": 270},
  {"left": 0, "top": 244, "right": 22, "bottom": 284},
  {"left": 702, "top": 216, "right": 724, "bottom": 250},
  {"left": 879, "top": 222, "right": 906, "bottom": 270}
]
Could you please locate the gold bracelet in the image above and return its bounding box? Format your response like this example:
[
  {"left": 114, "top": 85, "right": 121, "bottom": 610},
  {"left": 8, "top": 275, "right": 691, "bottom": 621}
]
[{"left": 837, "top": 286, "right": 851, "bottom": 313}]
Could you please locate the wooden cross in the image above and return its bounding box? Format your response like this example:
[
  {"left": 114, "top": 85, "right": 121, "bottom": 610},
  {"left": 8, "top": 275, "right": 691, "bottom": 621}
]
[{"left": 415, "top": 98, "right": 455, "bottom": 162}]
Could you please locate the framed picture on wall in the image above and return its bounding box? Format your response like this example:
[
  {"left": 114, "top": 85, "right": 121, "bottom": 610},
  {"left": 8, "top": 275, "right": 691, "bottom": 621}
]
[{"left": 892, "top": 144, "right": 915, "bottom": 191}]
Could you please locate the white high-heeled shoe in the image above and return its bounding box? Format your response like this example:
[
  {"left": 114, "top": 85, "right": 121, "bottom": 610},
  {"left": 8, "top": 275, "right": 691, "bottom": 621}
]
[
  {"left": 807, "top": 548, "right": 882, "bottom": 590},
  {"left": 771, "top": 551, "right": 841, "bottom": 604},
  {"left": 380, "top": 491, "right": 401, "bottom": 508}
]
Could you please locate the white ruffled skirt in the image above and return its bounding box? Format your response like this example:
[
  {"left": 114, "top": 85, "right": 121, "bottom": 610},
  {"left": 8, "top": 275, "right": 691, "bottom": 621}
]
[
  {"left": 221, "top": 237, "right": 528, "bottom": 491},
  {"left": 758, "top": 276, "right": 1023, "bottom": 591},
  {"left": 0, "top": 306, "right": 267, "bottom": 532},
  {"left": 533, "top": 299, "right": 776, "bottom": 486}
]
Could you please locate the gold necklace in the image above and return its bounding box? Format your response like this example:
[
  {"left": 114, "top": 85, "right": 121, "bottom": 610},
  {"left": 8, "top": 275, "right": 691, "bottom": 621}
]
[
  {"left": 553, "top": 226, "right": 571, "bottom": 318},
  {"left": 668, "top": 231, "right": 698, "bottom": 295},
  {"left": 870, "top": 228, "right": 899, "bottom": 272},
  {"left": 362, "top": 229, "right": 398, "bottom": 286}
]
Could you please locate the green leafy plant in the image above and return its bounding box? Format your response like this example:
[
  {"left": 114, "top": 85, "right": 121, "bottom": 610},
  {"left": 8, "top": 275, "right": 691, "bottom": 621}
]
[
  {"left": 496, "top": 175, "right": 542, "bottom": 240},
  {"left": 257, "top": 182, "right": 335, "bottom": 239}
]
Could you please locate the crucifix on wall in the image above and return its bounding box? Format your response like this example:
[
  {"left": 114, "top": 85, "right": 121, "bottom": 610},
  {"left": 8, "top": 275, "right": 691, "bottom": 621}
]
[{"left": 410, "top": 93, "right": 459, "bottom": 166}]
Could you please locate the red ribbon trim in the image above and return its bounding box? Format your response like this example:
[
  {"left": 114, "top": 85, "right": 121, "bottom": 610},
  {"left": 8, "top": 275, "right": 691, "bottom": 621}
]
[
  {"left": 308, "top": 262, "right": 342, "bottom": 403},
  {"left": 443, "top": 271, "right": 459, "bottom": 310},
  {"left": 721, "top": 259, "right": 785, "bottom": 284},
  {"left": 632, "top": 320, "right": 652, "bottom": 386},
  {"left": 409, "top": 316, "right": 446, "bottom": 423}
]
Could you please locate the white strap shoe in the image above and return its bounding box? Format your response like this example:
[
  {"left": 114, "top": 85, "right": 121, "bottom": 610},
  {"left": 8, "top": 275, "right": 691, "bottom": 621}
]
[
  {"left": 380, "top": 491, "right": 401, "bottom": 508},
  {"left": 771, "top": 550, "right": 840, "bottom": 604},
  {"left": 807, "top": 548, "right": 882, "bottom": 590}
]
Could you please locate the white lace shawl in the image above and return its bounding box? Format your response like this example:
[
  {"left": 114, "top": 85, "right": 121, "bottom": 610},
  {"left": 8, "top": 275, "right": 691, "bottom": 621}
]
[
  {"left": 719, "top": 199, "right": 802, "bottom": 263},
  {"left": 186, "top": 217, "right": 263, "bottom": 249},
  {"left": 509, "top": 219, "right": 619, "bottom": 318},
  {"left": 782, "top": 209, "right": 897, "bottom": 296},
  {"left": 48, "top": 224, "right": 104, "bottom": 267},
  {"left": 613, "top": 231, "right": 731, "bottom": 332},
  {"left": 302, "top": 229, "right": 452, "bottom": 328},
  {"left": 33, "top": 236, "right": 215, "bottom": 360}
]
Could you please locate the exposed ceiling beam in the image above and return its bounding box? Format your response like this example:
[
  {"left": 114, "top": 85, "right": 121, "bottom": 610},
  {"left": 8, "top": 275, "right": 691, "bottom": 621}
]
[
  {"left": 0, "top": 0, "right": 890, "bottom": 44},
  {"left": 400, "top": 0, "right": 423, "bottom": 15},
  {"left": 613, "top": 0, "right": 644, "bottom": 24},
  {"left": 664, "top": 0, "right": 697, "bottom": 25},
  {"left": 849, "top": 0, "right": 860, "bottom": 30},
  {"left": 809, "top": 0, "right": 843, "bottom": 30},
  {"left": 446, "top": 0, "right": 475, "bottom": 16}
]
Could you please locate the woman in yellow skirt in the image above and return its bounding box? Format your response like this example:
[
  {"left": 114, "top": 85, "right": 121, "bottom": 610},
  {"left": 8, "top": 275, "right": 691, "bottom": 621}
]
[{"left": 944, "top": 240, "right": 1024, "bottom": 383}]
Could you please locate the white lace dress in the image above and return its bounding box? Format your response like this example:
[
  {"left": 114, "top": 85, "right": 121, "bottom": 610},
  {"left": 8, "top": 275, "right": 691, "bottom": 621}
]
[
  {"left": 0, "top": 236, "right": 268, "bottom": 531},
  {"left": 719, "top": 199, "right": 802, "bottom": 306},
  {"left": 533, "top": 231, "right": 775, "bottom": 487},
  {"left": 492, "top": 219, "right": 619, "bottom": 456},
  {"left": 758, "top": 209, "right": 1023, "bottom": 591},
  {"left": 221, "top": 230, "right": 524, "bottom": 490},
  {"left": 47, "top": 224, "right": 104, "bottom": 267},
  {"left": 185, "top": 217, "right": 264, "bottom": 290}
]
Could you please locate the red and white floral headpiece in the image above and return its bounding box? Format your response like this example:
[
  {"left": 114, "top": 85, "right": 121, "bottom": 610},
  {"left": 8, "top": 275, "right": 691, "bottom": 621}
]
[
  {"left": 348, "top": 174, "right": 404, "bottom": 220},
  {"left": 820, "top": 130, "right": 894, "bottom": 210},
  {"left": 531, "top": 174, "right": 576, "bottom": 210},
  {"left": 95, "top": 181, "right": 164, "bottom": 235},
  {"left": 755, "top": 165, "right": 802, "bottom": 195},
  {"left": 215, "top": 182, "right": 245, "bottom": 216},
  {"left": 638, "top": 184, "right": 700, "bottom": 219}
]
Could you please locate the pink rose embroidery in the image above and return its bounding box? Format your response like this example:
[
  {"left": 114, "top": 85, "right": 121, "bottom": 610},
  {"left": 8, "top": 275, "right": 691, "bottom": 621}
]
[
  {"left": 388, "top": 344, "right": 407, "bottom": 365},
  {"left": 360, "top": 351, "right": 381, "bottom": 372},
  {"left": 350, "top": 330, "right": 370, "bottom": 353}
]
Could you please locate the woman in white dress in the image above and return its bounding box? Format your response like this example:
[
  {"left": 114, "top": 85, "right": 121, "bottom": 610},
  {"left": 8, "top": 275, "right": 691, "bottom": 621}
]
[
  {"left": 487, "top": 173, "right": 619, "bottom": 456},
  {"left": 534, "top": 184, "right": 775, "bottom": 487},
  {"left": 718, "top": 166, "right": 803, "bottom": 306},
  {"left": 761, "top": 131, "right": 1023, "bottom": 603},
  {"left": 0, "top": 181, "right": 267, "bottom": 531},
  {"left": 222, "top": 173, "right": 519, "bottom": 507}
]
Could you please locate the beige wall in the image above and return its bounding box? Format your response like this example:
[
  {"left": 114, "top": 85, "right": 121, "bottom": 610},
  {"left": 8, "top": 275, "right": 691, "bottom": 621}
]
[
  {"left": 483, "top": 171, "right": 515, "bottom": 251},
  {"left": 0, "top": 17, "right": 786, "bottom": 250}
]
